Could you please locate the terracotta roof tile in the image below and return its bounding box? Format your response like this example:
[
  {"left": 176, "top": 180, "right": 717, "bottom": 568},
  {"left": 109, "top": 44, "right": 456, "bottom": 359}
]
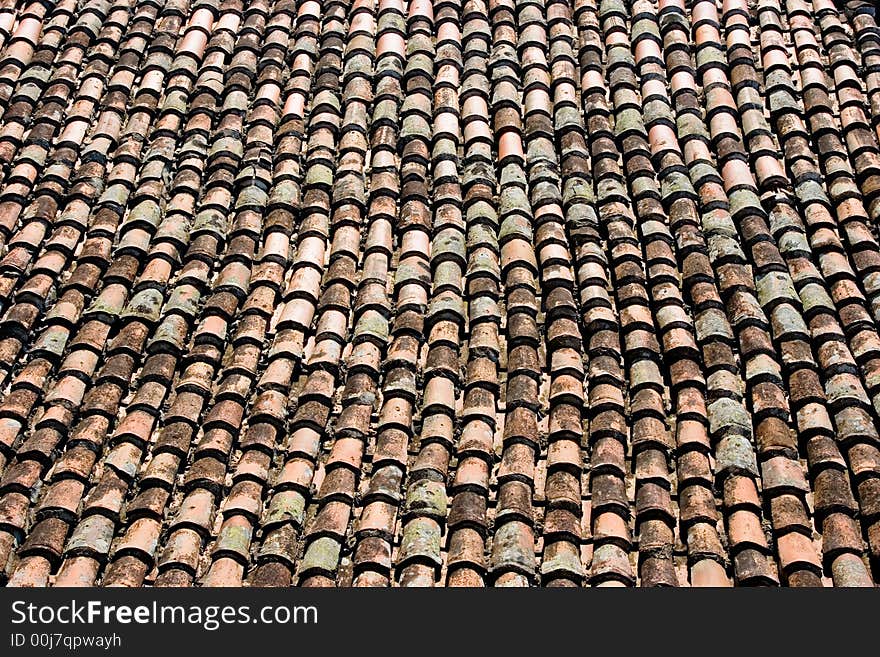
[{"left": 1, "top": 0, "right": 880, "bottom": 587}]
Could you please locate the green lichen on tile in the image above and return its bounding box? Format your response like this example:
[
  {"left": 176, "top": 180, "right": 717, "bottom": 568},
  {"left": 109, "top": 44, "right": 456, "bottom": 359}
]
[
  {"left": 768, "top": 304, "right": 808, "bottom": 343},
  {"left": 707, "top": 234, "right": 745, "bottom": 264},
  {"left": 461, "top": 71, "right": 489, "bottom": 98},
  {"left": 526, "top": 141, "right": 559, "bottom": 169},
  {"left": 225, "top": 89, "right": 249, "bottom": 114},
  {"left": 499, "top": 212, "right": 533, "bottom": 243},
  {"left": 372, "top": 97, "right": 398, "bottom": 124},
  {"left": 768, "top": 88, "right": 800, "bottom": 114},
  {"left": 596, "top": 176, "right": 627, "bottom": 201},
  {"left": 554, "top": 105, "right": 582, "bottom": 130},
  {"left": 432, "top": 230, "right": 466, "bottom": 264},
  {"left": 405, "top": 479, "right": 447, "bottom": 519},
  {"left": 467, "top": 220, "right": 499, "bottom": 249},
  {"left": 644, "top": 98, "right": 675, "bottom": 126},
  {"left": 727, "top": 188, "right": 763, "bottom": 219},
  {"left": 631, "top": 16, "right": 660, "bottom": 42},
  {"left": 236, "top": 185, "right": 269, "bottom": 209},
  {"left": 741, "top": 108, "right": 767, "bottom": 136},
  {"left": 827, "top": 372, "right": 870, "bottom": 407},
  {"left": 614, "top": 107, "right": 647, "bottom": 137},
  {"left": 756, "top": 271, "right": 798, "bottom": 307},
  {"left": 798, "top": 282, "right": 834, "bottom": 317},
  {"left": 489, "top": 42, "right": 517, "bottom": 67},
  {"left": 528, "top": 178, "right": 560, "bottom": 208},
  {"left": 399, "top": 114, "right": 431, "bottom": 142},
  {"left": 794, "top": 179, "right": 828, "bottom": 207},
  {"left": 776, "top": 228, "right": 811, "bottom": 257},
  {"left": 694, "top": 308, "right": 735, "bottom": 342},
  {"left": 827, "top": 177, "right": 859, "bottom": 201},
  {"left": 210, "top": 137, "right": 244, "bottom": 161},
  {"left": 20, "top": 65, "right": 51, "bottom": 84},
  {"left": 162, "top": 89, "right": 189, "bottom": 115},
  {"left": 499, "top": 188, "right": 532, "bottom": 225},
  {"left": 80, "top": 10, "right": 105, "bottom": 36},
  {"left": 599, "top": 0, "right": 627, "bottom": 19},
  {"left": 263, "top": 490, "right": 307, "bottom": 529},
  {"left": 300, "top": 537, "right": 341, "bottom": 574},
  {"left": 87, "top": 292, "right": 125, "bottom": 319},
  {"left": 406, "top": 34, "right": 433, "bottom": 59},
  {"left": 714, "top": 434, "right": 759, "bottom": 478},
  {"left": 294, "top": 33, "right": 320, "bottom": 58},
  {"left": 334, "top": 173, "right": 366, "bottom": 203},
  {"left": 566, "top": 203, "right": 599, "bottom": 230},
  {"left": 66, "top": 515, "right": 114, "bottom": 556},
  {"left": 489, "top": 522, "right": 534, "bottom": 573},
  {"left": 708, "top": 397, "right": 754, "bottom": 441},
  {"left": 499, "top": 163, "right": 527, "bottom": 188},
  {"left": 151, "top": 50, "right": 173, "bottom": 72},
  {"left": 463, "top": 160, "right": 496, "bottom": 185},
  {"left": 394, "top": 259, "right": 431, "bottom": 286},
  {"left": 467, "top": 250, "right": 500, "bottom": 278},
  {"left": 123, "top": 288, "right": 164, "bottom": 323},
  {"left": 629, "top": 359, "right": 661, "bottom": 390},
  {"left": 305, "top": 163, "right": 334, "bottom": 189},
  {"left": 469, "top": 296, "right": 499, "bottom": 323},
  {"left": 695, "top": 47, "right": 727, "bottom": 71},
  {"left": 165, "top": 285, "right": 201, "bottom": 318},
  {"left": 99, "top": 183, "right": 130, "bottom": 208},
  {"left": 345, "top": 52, "right": 373, "bottom": 76},
  {"left": 701, "top": 207, "right": 737, "bottom": 237},
  {"left": 193, "top": 208, "right": 227, "bottom": 235},
  {"left": 629, "top": 174, "right": 658, "bottom": 201},
  {"left": 33, "top": 326, "right": 69, "bottom": 357},
  {"left": 764, "top": 68, "right": 794, "bottom": 92},
  {"left": 154, "top": 215, "right": 192, "bottom": 246},
  {"left": 398, "top": 519, "right": 442, "bottom": 564},
  {"left": 355, "top": 310, "right": 389, "bottom": 343},
  {"left": 661, "top": 171, "right": 696, "bottom": 199},
  {"left": 180, "top": 132, "right": 209, "bottom": 157},
  {"left": 677, "top": 113, "right": 710, "bottom": 141},
  {"left": 829, "top": 554, "right": 873, "bottom": 587},
  {"left": 270, "top": 179, "right": 301, "bottom": 208},
  {"left": 539, "top": 545, "right": 585, "bottom": 578},
  {"left": 214, "top": 524, "right": 252, "bottom": 557},
  {"left": 428, "top": 295, "right": 465, "bottom": 324},
  {"left": 432, "top": 137, "right": 458, "bottom": 160},
  {"left": 377, "top": 9, "right": 404, "bottom": 33},
  {"left": 434, "top": 264, "right": 464, "bottom": 290}
]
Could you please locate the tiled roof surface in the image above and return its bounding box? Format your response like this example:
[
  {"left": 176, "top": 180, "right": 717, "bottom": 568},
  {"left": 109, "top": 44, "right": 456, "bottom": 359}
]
[{"left": 0, "top": 0, "right": 879, "bottom": 587}]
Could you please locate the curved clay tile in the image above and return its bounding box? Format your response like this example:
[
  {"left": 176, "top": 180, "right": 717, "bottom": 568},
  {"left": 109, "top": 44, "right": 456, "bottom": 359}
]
[{"left": 0, "top": 0, "right": 879, "bottom": 588}]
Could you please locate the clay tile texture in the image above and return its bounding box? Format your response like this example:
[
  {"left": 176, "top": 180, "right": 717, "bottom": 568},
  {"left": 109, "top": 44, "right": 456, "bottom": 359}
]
[{"left": 1, "top": 0, "right": 880, "bottom": 589}]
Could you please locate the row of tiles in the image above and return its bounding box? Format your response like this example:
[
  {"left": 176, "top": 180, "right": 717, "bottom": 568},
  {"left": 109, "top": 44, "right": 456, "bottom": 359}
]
[{"left": 0, "top": 0, "right": 878, "bottom": 586}]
